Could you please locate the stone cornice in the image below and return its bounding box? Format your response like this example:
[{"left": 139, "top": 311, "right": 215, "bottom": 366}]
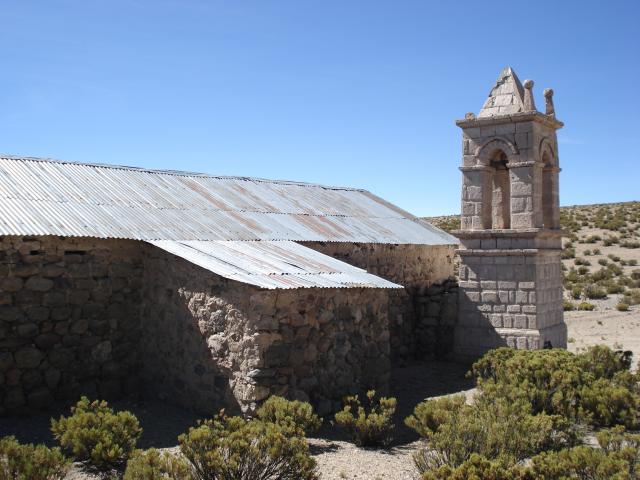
[
  {"left": 456, "top": 248, "right": 561, "bottom": 256},
  {"left": 452, "top": 228, "right": 565, "bottom": 239},
  {"left": 455, "top": 111, "right": 564, "bottom": 130}
]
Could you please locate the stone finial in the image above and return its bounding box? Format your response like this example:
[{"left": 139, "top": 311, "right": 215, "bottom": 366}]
[
  {"left": 523, "top": 79, "right": 536, "bottom": 112},
  {"left": 543, "top": 88, "right": 555, "bottom": 117},
  {"left": 465, "top": 112, "right": 476, "bottom": 120}
]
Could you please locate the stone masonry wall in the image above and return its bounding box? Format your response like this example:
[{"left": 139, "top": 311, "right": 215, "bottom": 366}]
[
  {"left": 250, "top": 288, "right": 390, "bottom": 416},
  {"left": 301, "top": 242, "right": 458, "bottom": 361},
  {"left": 0, "top": 236, "right": 143, "bottom": 414},
  {"left": 140, "top": 247, "right": 391, "bottom": 415}
]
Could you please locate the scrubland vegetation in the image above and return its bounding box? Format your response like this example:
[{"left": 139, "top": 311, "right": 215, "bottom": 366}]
[{"left": 2, "top": 345, "right": 639, "bottom": 479}]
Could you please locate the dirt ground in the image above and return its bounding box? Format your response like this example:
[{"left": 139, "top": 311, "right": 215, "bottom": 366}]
[{"left": 2, "top": 310, "right": 639, "bottom": 480}]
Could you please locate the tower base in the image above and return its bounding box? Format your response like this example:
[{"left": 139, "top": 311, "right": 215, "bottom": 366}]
[{"left": 453, "top": 229, "right": 567, "bottom": 359}]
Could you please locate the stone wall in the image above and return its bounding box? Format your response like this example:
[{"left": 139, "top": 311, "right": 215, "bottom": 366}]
[
  {"left": 1, "top": 235, "right": 455, "bottom": 415},
  {"left": 301, "top": 242, "right": 457, "bottom": 361},
  {"left": 0, "top": 236, "right": 143, "bottom": 414},
  {"left": 140, "top": 247, "right": 391, "bottom": 415}
]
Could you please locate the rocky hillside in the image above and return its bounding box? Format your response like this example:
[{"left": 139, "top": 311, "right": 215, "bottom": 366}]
[{"left": 425, "top": 202, "right": 640, "bottom": 312}]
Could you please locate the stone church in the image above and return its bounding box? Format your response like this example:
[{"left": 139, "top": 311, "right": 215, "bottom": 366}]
[{"left": 0, "top": 67, "right": 564, "bottom": 415}]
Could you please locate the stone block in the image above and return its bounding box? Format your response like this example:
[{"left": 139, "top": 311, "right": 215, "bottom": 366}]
[
  {"left": 481, "top": 291, "right": 498, "bottom": 303},
  {"left": 513, "top": 315, "right": 528, "bottom": 329}
]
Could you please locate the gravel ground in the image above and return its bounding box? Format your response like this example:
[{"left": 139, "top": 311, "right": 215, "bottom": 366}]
[{"left": 1, "top": 360, "right": 473, "bottom": 480}]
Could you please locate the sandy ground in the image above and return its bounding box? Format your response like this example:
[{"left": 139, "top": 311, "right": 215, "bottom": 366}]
[
  {"left": 3, "top": 311, "right": 640, "bottom": 480},
  {"left": 566, "top": 307, "right": 640, "bottom": 364}
]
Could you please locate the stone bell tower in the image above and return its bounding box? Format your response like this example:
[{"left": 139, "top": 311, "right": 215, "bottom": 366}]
[{"left": 453, "top": 67, "right": 567, "bottom": 357}]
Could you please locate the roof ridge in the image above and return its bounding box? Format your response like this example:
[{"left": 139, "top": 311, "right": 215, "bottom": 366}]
[{"left": 0, "top": 154, "right": 365, "bottom": 192}]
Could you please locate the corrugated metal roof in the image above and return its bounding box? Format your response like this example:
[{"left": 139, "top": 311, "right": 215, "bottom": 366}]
[
  {"left": 150, "top": 240, "right": 403, "bottom": 289},
  {"left": 0, "top": 155, "right": 458, "bottom": 245}
]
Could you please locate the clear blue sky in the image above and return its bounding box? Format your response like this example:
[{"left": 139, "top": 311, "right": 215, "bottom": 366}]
[{"left": 1, "top": 1, "right": 638, "bottom": 216}]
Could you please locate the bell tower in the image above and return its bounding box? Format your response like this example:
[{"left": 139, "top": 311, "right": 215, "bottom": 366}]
[{"left": 453, "top": 67, "right": 567, "bottom": 357}]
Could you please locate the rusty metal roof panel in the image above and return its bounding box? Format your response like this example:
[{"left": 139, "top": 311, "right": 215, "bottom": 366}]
[
  {"left": 0, "top": 155, "right": 458, "bottom": 245},
  {"left": 149, "top": 240, "right": 403, "bottom": 289}
]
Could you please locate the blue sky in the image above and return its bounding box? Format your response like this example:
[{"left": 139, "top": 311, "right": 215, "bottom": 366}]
[{"left": 1, "top": 1, "right": 638, "bottom": 216}]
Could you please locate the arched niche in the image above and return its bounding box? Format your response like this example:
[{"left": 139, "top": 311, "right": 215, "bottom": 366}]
[
  {"left": 541, "top": 142, "right": 558, "bottom": 229},
  {"left": 489, "top": 150, "right": 511, "bottom": 229}
]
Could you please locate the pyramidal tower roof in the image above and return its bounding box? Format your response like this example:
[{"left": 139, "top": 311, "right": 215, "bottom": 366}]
[{"left": 478, "top": 67, "right": 526, "bottom": 118}]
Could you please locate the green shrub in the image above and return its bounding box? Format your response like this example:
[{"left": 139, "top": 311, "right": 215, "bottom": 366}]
[
  {"left": 617, "top": 303, "right": 630, "bottom": 312},
  {"left": 578, "top": 301, "right": 596, "bottom": 310},
  {"left": 255, "top": 396, "right": 321, "bottom": 436},
  {"left": 124, "top": 449, "right": 192, "bottom": 480},
  {"left": 178, "top": 413, "right": 317, "bottom": 480},
  {"left": 419, "top": 454, "right": 529, "bottom": 480},
  {"left": 406, "top": 395, "right": 578, "bottom": 472},
  {"left": 562, "top": 247, "right": 576, "bottom": 259},
  {"left": 571, "top": 286, "right": 583, "bottom": 299},
  {"left": 334, "top": 390, "right": 396, "bottom": 447},
  {"left": 578, "top": 266, "right": 589, "bottom": 275},
  {"left": 470, "top": 347, "right": 640, "bottom": 428},
  {"left": 607, "top": 283, "right": 626, "bottom": 294},
  {"left": 527, "top": 446, "right": 633, "bottom": 480},
  {"left": 0, "top": 436, "right": 70, "bottom": 480},
  {"left": 563, "top": 300, "right": 575, "bottom": 311},
  {"left": 585, "top": 285, "right": 608, "bottom": 299},
  {"left": 51, "top": 397, "right": 142, "bottom": 470},
  {"left": 632, "top": 270, "right": 640, "bottom": 281}
]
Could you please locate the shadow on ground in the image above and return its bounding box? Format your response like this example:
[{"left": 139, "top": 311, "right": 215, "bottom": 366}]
[{"left": 0, "top": 360, "right": 474, "bottom": 449}]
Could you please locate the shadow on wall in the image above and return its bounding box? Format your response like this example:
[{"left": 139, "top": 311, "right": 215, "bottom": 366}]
[{"left": 139, "top": 248, "right": 244, "bottom": 416}]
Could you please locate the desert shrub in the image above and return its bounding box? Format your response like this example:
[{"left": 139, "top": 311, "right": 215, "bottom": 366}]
[
  {"left": 178, "top": 413, "right": 317, "bottom": 480},
  {"left": 334, "top": 390, "right": 396, "bottom": 447},
  {"left": 562, "top": 247, "right": 576, "bottom": 259},
  {"left": 527, "top": 445, "right": 633, "bottom": 480},
  {"left": 623, "top": 289, "right": 640, "bottom": 306},
  {"left": 632, "top": 270, "right": 640, "bottom": 281},
  {"left": 419, "top": 454, "right": 530, "bottom": 480},
  {"left": 124, "top": 449, "right": 192, "bottom": 480},
  {"left": 51, "top": 397, "right": 142, "bottom": 470},
  {"left": 470, "top": 347, "right": 640, "bottom": 429},
  {"left": 584, "top": 249, "right": 592, "bottom": 256},
  {"left": 578, "top": 301, "right": 596, "bottom": 310},
  {"left": 628, "top": 259, "right": 638, "bottom": 266},
  {"left": 609, "top": 254, "right": 622, "bottom": 262},
  {"left": 617, "top": 303, "right": 630, "bottom": 312},
  {"left": 604, "top": 237, "right": 618, "bottom": 246},
  {"left": 594, "top": 248, "right": 602, "bottom": 254},
  {"left": 255, "top": 396, "right": 321, "bottom": 436},
  {"left": 571, "top": 286, "right": 582, "bottom": 299},
  {"left": 608, "top": 263, "right": 624, "bottom": 276},
  {"left": 598, "top": 258, "right": 609, "bottom": 266},
  {"left": 406, "top": 394, "right": 578, "bottom": 472},
  {"left": 584, "top": 285, "right": 608, "bottom": 299},
  {"left": 577, "top": 266, "right": 589, "bottom": 275},
  {"left": 0, "top": 436, "right": 70, "bottom": 480},
  {"left": 586, "top": 235, "right": 601, "bottom": 243},
  {"left": 607, "top": 283, "right": 626, "bottom": 294},
  {"left": 563, "top": 300, "right": 575, "bottom": 311},
  {"left": 621, "top": 240, "right": 640, "bottom": 249},
  {"left": 575, "top": 257, "right": 591, "bottom": 266}
]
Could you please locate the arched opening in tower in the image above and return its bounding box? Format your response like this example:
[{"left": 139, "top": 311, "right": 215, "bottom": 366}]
[
  {"left": 542, "top": 151, "right": 555, "bottom": 229},
  {"left": 489, "top": 150, "right": 510, "bottom": 229}
]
